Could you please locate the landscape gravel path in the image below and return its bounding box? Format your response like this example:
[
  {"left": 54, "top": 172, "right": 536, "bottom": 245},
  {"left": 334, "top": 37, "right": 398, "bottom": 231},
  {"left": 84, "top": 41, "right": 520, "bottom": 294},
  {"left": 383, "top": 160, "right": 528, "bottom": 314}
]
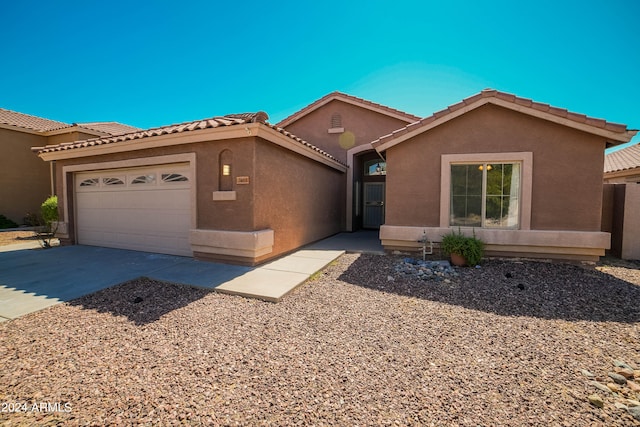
[{"left": 1, "top": 253, "right": 639, "bottom": 426}]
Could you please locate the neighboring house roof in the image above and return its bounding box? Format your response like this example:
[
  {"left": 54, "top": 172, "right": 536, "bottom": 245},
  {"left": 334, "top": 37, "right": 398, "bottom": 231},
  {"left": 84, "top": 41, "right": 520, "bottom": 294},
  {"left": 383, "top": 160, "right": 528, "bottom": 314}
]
[
  {"left": 1, "top": 107, "right": 142, "bottom": 138},
  {"left": 0, "top": 107, "right": 70, "bottom": 132},
  {"left": 277, "top": 91, "right": 421, "bottom": 128},
  {"left": 605, "top": 143, "right": 640, "bottom": 174},
  {"left": 76, "top": 122, "right": 142, "bottom": 136},
  {"left": 372, "top": 89, "right": 638, "bottom": 152},
  {"left": 32, "top": 112, "right": 346, "bottom": 170}
]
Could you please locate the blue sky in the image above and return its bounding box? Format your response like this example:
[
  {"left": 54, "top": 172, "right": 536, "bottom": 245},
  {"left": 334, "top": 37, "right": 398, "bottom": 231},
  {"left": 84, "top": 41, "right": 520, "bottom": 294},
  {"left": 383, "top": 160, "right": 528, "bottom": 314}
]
[{"left": 2, "top": 0, "right": 639, "bottom": 149}]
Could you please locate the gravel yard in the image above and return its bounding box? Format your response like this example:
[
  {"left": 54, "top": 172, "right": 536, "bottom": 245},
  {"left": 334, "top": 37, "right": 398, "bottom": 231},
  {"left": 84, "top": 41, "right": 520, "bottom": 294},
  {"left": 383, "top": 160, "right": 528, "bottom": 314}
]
[
  {"left": 1, "top": 253, "right": 639, "bottom": 426},
  {"left": 0, "top": 231, "right": 38, "bottom": 247}
]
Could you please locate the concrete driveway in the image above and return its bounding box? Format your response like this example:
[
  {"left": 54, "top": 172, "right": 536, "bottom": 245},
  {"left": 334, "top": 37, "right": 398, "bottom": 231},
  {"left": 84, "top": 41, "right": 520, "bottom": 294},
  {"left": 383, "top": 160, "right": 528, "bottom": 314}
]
[
  {"left": 0, "top": 246, "right": 255, "bottom": 322},
  {"left": 0, "top": 244, "right": 345, "bottom": 322}
]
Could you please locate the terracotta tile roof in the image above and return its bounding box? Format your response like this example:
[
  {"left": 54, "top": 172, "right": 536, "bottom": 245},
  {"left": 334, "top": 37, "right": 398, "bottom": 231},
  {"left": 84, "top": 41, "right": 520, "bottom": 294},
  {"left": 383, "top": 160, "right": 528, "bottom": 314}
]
[
  {"left": 372, "top": 89, "right": 637, "bottom": 149},
  {"left": 77, "top": 122, "right": 142, "bottom": 135},
  {"left": 33, "top": 111, "right": 345, "bottom": 166},
  {"left": 277, "top": 91, "right": 421, "bottom": 128},
  {"left": 605, "top": 143, "right": 640, "bottom": 173},
  {"left": 0, "top": 107, "right": 70, "bottom": 132}
]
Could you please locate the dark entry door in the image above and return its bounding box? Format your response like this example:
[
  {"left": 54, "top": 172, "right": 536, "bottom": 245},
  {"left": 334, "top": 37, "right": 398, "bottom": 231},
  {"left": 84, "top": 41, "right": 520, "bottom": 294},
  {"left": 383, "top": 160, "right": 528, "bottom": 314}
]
[{"left": 363, "top": 182, "right": 385, "bottom": 228}]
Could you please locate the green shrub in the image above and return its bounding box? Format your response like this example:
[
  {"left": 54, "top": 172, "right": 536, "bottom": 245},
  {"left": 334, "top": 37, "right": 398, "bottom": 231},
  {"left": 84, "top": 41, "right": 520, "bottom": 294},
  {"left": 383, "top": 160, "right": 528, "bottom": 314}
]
[
  {"left": 0, "top": 214, "right": 19, "bottom": 229},
  {"left": 41, "top": 196, "right": 59, "bottom": 226},
  {"left": 37, "top": 196, "right": 59, "bottom": 248},
  {"left": 441, "top": 228, "right": 484, "bottom": 266}
]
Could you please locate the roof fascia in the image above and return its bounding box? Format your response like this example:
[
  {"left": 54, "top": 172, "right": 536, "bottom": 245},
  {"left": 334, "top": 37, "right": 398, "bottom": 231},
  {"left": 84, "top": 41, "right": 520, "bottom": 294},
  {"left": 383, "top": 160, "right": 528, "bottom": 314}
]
[
  {"left": 36, "top": 123, "right": 347, "bottom": 172},
  {"left": 372, "top": 99, "right": 485, "bottom": 152},
  {"left": 255, "top": 125, "right": 347, "bottom": 172},
  {"left": 604, "top": 168, "right": 640, "bottom": 179},
  {"left": 36, "top": 126, "right": 253, "bottom": 161},
  {"left": 44, "top": 125, "right": 108, "bottom": 137},
  {"left": 0, "top": 123, "right": 45, "bottom": 135},
  {"left": 373, "top": 97, "right": 636, "bottom": 153},
  {"left": 278, "top": 94, "right": 417, "bottom": 128}
]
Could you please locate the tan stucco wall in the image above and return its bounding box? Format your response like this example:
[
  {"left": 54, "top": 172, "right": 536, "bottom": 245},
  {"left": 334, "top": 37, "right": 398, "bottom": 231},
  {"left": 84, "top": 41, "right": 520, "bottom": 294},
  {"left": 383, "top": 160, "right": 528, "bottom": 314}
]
[
  {"left": 52, "top": 139, "right": 257, "bottom": 232},
  {"left": 253, "top": 138, "right": 345, "bottom": 260},
  {"left": 0, "top": 128, "right": 50, "bottom": 224},
  {"left": 50, "top": 134, "right": 345, "bottom": 263},
  {"left": 284, "top": 99, "right": 413, "bottom": 163},
  {"left": 604, "top": 183, "right": 640, "bottom": 260},
  {"left": 621, "top": 183, "right": 640, "bottom": 260},
  {"left": 385, "top": 104, "right": 607, "bottom": 232}
]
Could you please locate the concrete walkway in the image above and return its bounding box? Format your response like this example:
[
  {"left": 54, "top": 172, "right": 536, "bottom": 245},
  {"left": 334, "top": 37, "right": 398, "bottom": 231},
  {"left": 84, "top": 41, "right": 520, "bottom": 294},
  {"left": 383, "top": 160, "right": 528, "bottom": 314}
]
[{"left": 0, "top": 231, "right": 383, "bottom": 321}]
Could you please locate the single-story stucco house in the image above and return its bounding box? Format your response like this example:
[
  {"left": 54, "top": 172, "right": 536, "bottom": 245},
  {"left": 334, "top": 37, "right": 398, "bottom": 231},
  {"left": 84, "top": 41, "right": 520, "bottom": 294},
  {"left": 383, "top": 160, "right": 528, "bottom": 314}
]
[
  {"left": 31, "top": 89, "right": 637, "bottom": 264},
  {"left": 33, "top": 113, "right": 346, "bottom": 265},
  {"left": 0, "top": 108, "right": 139, "bottom": 225}
]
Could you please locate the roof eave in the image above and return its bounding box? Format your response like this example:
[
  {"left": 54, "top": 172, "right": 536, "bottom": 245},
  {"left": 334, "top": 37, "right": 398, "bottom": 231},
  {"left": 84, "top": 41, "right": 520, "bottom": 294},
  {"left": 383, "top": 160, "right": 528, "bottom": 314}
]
[
  {"left": 35, "top": 123, "right": 347, "bottom": 172},
  {"left": 277, "top": 92, "right": 419, "bottom": 128},
  {"left": 373, "top": 97, "right": 636, "bottom": 153}
]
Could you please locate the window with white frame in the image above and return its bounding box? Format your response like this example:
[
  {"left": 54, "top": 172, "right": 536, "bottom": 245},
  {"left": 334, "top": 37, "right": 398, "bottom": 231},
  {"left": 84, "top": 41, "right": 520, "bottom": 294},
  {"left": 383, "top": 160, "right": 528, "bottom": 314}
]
[{"left": 450, "top": 162, "right": 521, "bottom": 228}]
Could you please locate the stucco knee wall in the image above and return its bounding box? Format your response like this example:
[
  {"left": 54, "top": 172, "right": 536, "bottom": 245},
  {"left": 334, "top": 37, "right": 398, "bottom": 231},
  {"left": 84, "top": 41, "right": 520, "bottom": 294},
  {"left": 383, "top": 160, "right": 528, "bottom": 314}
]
[
  {"left": 380, "top": 225, "right": 611, "bottom": 261},
  {"left": 190, "top": 228, "right": 274, "bottom": 265}
]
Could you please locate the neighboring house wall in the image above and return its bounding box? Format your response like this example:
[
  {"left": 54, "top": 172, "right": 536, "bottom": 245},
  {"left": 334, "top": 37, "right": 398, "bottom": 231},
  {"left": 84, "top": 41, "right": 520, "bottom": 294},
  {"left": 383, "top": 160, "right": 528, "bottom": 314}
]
[
  {"left": 0, "top": 128, "right": 49, "bottom": 223},
  {"left": 283, "top": 99, "right": 414, "bottom": 163},
  {"left": 603, "top": 183, "right": 640, "bottom": 260},
  {"left": 381, "top": 103, "right": 612, "bottom": 261}
]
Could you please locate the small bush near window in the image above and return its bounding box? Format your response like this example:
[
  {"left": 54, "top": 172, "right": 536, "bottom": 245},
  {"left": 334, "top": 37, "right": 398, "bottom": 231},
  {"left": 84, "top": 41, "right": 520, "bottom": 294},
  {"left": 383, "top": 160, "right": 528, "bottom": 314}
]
[
  {"left": 0, "top": 214, "right": 19, "bottom": 229},
  {"left": 441, "top": 228, "right": 484, "bottom": 267}
]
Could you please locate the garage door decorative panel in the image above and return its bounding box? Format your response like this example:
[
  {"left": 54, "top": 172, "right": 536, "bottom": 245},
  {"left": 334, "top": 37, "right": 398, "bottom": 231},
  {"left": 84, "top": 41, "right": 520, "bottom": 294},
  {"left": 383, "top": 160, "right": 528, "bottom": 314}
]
[{"left": 75, "top": 164, "right": 192, "bottom": 256}]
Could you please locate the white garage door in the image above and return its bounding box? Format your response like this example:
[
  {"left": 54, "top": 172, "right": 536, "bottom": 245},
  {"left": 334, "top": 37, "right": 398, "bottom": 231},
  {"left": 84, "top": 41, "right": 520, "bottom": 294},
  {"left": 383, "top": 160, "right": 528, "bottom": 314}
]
[{"left": 75, "top": 164, "right": 192, "bottom": 256}]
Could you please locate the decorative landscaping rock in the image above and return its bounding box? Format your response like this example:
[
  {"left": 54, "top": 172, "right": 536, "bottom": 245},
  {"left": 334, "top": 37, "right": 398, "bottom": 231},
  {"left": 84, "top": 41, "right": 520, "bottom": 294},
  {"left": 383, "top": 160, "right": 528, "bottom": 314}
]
[
  {"left": 582, "top": 359, "right": 640, "bottom": 424},
  {"left": 615, "top": 402, "right": 629, "bottom": 410},
  {"left": 581, "top": 369, "right": 595, "bottom": 378},
  {"left": 628, "top": 381, "right": 640, "bottom": 393},
  {"left": 614, "top": 360, "right": 635, "bottom": 370},
  {"left": 393, "top": 258, "right": 458, "bottom": 281},
  {"left": 607, "top": 383, "right": 622, "bottom": 393},
  {"left": 614, "top": 367, "right": 635, "bottom": 379},
  {"left": 589, "top": 394, "right": 604, "bottom": 408},
  {"left": 589, "top": 380, "right": 612, "bottom": 394},
  {"left": 609, "top": 372, "right": 629, "bottom": 385}
]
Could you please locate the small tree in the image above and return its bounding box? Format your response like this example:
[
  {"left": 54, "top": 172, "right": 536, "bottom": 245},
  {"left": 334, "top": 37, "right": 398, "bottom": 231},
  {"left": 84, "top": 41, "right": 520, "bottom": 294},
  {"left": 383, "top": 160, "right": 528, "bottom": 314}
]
[{"left": 38, "top": 195, "right": 59, "bottom": 248}]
